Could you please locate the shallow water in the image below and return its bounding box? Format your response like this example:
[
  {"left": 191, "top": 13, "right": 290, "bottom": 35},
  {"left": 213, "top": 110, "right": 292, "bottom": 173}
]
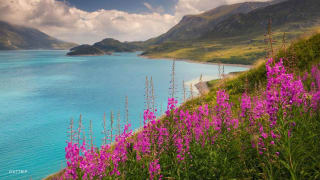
[{"left": 0, "top": 50, "right": 248, "bottom": 179}]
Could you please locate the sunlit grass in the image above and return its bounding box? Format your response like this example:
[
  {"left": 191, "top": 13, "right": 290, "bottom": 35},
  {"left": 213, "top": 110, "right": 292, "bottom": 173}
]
[{"left": 144, "top": 26, "right": 320, "bottom": 65}]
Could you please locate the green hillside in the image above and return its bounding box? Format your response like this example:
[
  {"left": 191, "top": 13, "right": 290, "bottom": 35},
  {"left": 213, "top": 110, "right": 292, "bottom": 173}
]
[
  {"left": 0, "top": 21, "right": 76, "bottom": 50},
  {"left": 46, "top": 32, "right": 320, "bottom": 180},
  {"left": 198, "top": 33, "right": 320, "bottom": 103},
  {"left": 67, "top": 38, "right": 143, "bottom": 56}
]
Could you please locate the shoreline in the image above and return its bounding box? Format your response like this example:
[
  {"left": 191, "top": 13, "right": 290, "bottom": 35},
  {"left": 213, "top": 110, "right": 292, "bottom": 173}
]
[{"left": 139, "top": 55, "right": 253, "bottom": 68}]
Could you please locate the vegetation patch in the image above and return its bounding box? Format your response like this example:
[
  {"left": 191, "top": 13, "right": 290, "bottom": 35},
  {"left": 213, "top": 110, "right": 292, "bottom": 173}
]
[{"left": 49, "top": 33, "right": 320, "bottom": 180}]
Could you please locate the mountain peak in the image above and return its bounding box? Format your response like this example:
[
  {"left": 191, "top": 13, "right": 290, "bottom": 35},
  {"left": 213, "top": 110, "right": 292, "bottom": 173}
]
[{"left": 148, "top": 1, "right": 276, "bottom": 44}]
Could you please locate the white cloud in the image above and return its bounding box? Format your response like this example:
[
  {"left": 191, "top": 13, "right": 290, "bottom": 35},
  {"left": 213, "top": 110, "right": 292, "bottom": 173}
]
[
  {"left": 143, "top": 2, "right": 165, "bottom": 14},
  {"left": 174, "top": 0, "right": 270, "bottom": 16},
  {"left": 226, "top": 0, "right": 270, "bottom": 4},
  {"left": 143, "top": 2, "right": 153, "bottom": 11},
  {"left": 0, "top": 0, "right": 271, "bottom": 44},
  {"left": 174, "top": 0, "right": 227, "bottom": 16}
]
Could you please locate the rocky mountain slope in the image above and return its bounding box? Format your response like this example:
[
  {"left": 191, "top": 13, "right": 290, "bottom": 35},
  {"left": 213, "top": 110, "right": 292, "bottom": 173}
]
[
  {"left": 142, "top": 0, "right": 320, "bottom": 64},
  {"left": 0, "top": 21, "right": 76, "bottom": 50},
  {"left": 146, "top": 0, "right": 285, "bottom": 44}
]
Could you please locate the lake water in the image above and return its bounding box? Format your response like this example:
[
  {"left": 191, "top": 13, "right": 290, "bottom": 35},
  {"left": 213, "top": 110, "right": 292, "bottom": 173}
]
[{"left": 0, "top": 50, "right": 248, "bottom": 179}]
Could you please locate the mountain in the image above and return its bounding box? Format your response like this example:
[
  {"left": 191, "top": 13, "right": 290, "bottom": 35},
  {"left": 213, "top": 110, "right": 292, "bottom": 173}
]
[
  {"left": 67, "top": 38, "right": 142, "bottom": 56},
  {"left": 66, "top": 0, "right": 320, "bottom": 62},
  {"left": 202, "top": 0, "right": 320, "bottom": 39},
  {"left": 142, "top": 0, "right": 320, "bottom": 64},
  {"left": 66, "top": 1, "right": 278, "bottom": 56},
  {"left": 0, "top": 21, "right": 76, "bottom": 50},
  {"left": 67, "top": 45, "right": 107, "bottom": 56},
  {"left": 147, "top": 0, "right": 284, "bottom": 44}
]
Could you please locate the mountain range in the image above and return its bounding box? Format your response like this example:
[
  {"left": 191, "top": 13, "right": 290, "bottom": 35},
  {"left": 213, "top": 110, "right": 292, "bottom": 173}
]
[
  {"left": 2, "top": 0, "right": 320, "bottom": 65},
  {"left": 0, "top": 21, "right": 76, "bottom": 50},
  {"left": 145, "top": 0, "right": 287, "bottom": 44},
  {"left": 142, "top": 0, "right": 320, "bottom": 64},
  {"left": 67, "top": 0, "right": 320, "bottom": 65},
  {"left": 67, "top": 0, "right": 282, "bottom": 56}
]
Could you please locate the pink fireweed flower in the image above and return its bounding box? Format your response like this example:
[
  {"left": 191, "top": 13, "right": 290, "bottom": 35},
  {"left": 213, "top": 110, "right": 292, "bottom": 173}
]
[
  {"left": 109, "top": 124, "right": 132, "bottom": 177},
  {"left": 155, "top": 126, "right": 169, "bottom": 153},
  {"left": 240, "top": 93, "right": 251, "bottom": 118},
  {"left": 266, "top": 58, "right": 305, "bottom": 124},
  {"left": 63, "top": 58, "right": 320, "bottom": 179},
  {"left": 198, "top": 104, "right": 209, "bottom": 116},
  {"left": 232, "top": 118, "right": 239, "bottom": 129},
  {"left": 175, "top": 137, "right": 185, "bottom": 161},
  {"left": 271, "top": 130, "right": 279, "bottom": 139},
  {"left": 144, "top": 109, "right": 156, "bottom": 125},
  {"left": 253, "top": 97, "right": 266, "bottom": 121},
  {"left": 215, "top": 90, "right": 235, "bottom": 129},
  {"left": 257, "top": 137, "right": 266, "bottom": 155},
  {"left": 166, "top": 98, "right": 178, "bottom": 116},
  {"left": 261, "top": 132, "right": 268, "bottom": 139},
  {"left": 64, "top": 142, "right": 82, "bottom": 179},
  {"left": 149, "top": 158, "right": 161, "bottom": 180},
  {"left": 134, "top": 131, "right": 151, "bottom": 154},
  {"left": 259, "top": 125, "right": 268, "bottom": 139},
  {"left": 311, "top": 91, "right": 320, "bottom": 111},
  {"left": 212, "top": 115, "right": 221, "bottom": 131}
]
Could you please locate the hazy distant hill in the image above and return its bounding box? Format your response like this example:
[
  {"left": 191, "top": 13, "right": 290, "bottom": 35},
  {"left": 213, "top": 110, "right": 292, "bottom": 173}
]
[
  {"left": 0, "top": 21, "right": 76, "bottom": 50},
  {"left": 67, "top": 38, "right": 142, "bottom": 56}
]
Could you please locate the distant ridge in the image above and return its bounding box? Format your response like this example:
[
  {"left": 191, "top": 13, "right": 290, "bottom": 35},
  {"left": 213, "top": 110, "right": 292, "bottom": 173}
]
[
  {"left": 0, "top": 21, "right": 77, "bottom": 50},
  {"left": 67, "top": 38, "right": 142, "bottom": 56}
]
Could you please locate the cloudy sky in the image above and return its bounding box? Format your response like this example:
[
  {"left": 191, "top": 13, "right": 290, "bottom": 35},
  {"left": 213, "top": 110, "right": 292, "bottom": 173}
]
[{"left": 0, "top": 0, "right": 270, "bottom": 44}]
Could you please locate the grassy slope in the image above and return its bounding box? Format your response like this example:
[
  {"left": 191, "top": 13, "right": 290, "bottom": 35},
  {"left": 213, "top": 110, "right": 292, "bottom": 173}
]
[
  {"left": 45, "top": 33, "right": 320, "bottom": 180},
  {"left": 184, "top": 33, "right": 320, "bottom": 111},
  {"left": 144, "top": 25, "right": 320, "bottom": 65},
  {"left": 170, "top": 33, "right": 320, "bottom": 180}
]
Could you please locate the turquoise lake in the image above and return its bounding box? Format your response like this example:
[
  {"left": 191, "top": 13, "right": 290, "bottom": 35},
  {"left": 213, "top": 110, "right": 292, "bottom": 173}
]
[{"left": 0, "top": 50, "right": 248, "bottom": 179}]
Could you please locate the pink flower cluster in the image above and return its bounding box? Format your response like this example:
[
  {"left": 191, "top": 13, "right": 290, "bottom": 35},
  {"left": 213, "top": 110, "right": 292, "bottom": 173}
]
[{"left": 63, "top": 59, "right": 320, "bottom": 179}]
